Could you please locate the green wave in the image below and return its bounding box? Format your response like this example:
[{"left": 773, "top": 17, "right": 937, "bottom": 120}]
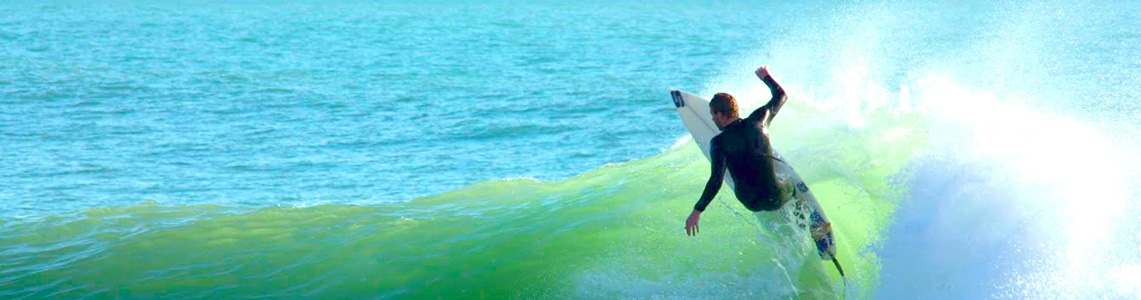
[{"left": 0, "top": 106, "right": 925, "bottom": 299}]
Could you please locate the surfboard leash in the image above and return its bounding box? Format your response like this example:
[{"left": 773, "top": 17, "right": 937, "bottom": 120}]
[
  {"left": 831, "top": 256, "right": 845, "bottom": 277},
  {"left": 832, "top": 256, "right": 848, "bottom": 299}
]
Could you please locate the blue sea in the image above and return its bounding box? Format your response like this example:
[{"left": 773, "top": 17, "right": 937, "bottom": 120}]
[{"left": 2, "top": 0, "right": 1140, "bottom": 299}]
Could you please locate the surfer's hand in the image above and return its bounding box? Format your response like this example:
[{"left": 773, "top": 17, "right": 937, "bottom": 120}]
[
  {"left": 685, "top": 210, "right": 702, "bottom": 236},
  {"left": 754, "top": 65, "right": 770, "bottom": 79}
]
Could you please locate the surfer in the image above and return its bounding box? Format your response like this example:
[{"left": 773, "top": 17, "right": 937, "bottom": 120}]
[
  {"left": 684, "top": 66, "right": 792, "bottom": 237},
  {"left": 677, "top": 66, "right": 847, "bottom": 279}
]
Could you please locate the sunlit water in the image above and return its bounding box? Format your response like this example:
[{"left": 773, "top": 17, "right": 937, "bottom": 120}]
[{"left": 2, "top": 0, "right": 1139, "bottom": 299}]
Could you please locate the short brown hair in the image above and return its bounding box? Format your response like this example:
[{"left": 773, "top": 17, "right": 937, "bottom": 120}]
[{"left": 710, "top": 93, "right": 738, "bottom": 118}]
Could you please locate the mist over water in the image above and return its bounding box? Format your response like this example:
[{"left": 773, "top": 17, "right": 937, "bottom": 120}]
[
  {"left": 2, "top": 0, "right": 1139, "bottom": 299},
  {"left": 798, "top": 2, "right": 1139, "bottom": 298},
  {"left": 706, "top": 0, "right": 1141, "bottom": 297}
]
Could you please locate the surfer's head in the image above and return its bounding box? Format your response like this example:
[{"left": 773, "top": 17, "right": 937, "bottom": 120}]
[{"left": 710, "top": 93, "right": 739, "bottom": 130}]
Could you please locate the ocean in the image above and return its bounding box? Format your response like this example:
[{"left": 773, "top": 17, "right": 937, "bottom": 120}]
[{"left": 2, "top": 0, "right": 1139, "bottom": 299}]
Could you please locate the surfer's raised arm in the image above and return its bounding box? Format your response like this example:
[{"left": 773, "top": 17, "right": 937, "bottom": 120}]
[
  {"left": 686, "top": 137, "right": 727, "bottom": 236},
  {"left": 746, "top": 66, "right": 787, "bottom": 127}
]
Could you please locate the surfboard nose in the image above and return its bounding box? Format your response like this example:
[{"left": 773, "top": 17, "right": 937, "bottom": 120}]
[{"left": 670, "top": 90, "right": 685, "bottom": 108}]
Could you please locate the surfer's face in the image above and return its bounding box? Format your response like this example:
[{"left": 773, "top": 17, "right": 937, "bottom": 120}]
[{"left": 711, "top": 109, "right": 731, "bottom": 130}]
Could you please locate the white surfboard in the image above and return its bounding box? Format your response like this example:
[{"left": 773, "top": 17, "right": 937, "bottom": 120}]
[{"left": 670, "top": 89, "right": 843, "bottom": 275}]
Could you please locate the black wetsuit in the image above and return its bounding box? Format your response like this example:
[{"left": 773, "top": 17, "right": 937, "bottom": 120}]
[{"left": 693, "top": 75, "right": 788, "bottom": 212}]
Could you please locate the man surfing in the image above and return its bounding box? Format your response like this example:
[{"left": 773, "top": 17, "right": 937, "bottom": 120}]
[{"left": 681, "top": 66, "right": 844, "bottom": 277}]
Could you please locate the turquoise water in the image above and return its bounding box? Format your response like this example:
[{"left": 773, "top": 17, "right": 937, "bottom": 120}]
[{"left": 2, "top": 0, "right": 1140, "bottom": 299}]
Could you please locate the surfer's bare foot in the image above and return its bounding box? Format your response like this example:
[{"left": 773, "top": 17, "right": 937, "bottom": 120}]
[{"left": 812, "top": 222, "right": 831, "bottom": 240}]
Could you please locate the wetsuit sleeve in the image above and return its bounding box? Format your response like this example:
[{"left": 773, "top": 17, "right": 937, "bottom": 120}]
[
  {"left": 746, "top": 75, "right": 788, "bottom": 127},
  {"left": 694, "top": 137, "right": 727, "bottom": 212}
]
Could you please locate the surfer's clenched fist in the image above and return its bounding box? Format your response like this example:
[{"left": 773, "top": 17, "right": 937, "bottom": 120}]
[{"left": 754, "top": 65, "right": 770, "bottom": 80}]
